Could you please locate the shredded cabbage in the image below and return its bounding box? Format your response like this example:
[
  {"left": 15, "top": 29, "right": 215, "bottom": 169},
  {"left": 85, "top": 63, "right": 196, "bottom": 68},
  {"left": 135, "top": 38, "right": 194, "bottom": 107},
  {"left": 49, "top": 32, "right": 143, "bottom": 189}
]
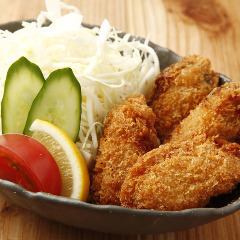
[{"left": 0, "top": 0, "right": 160, "bottom": 166}]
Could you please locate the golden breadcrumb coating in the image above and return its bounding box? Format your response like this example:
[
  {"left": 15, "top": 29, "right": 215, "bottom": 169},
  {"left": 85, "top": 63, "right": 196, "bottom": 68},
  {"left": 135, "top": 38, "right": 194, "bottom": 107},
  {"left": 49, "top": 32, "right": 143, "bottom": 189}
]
[
  {"left": 91, "top": 95, "right": 159, "bottom": 205},
  {"left": 120, "top": 82, "right": 240, "bottom": 211},
  {"left": 150, "top": 55, "right": 219, "bottom": 141},
  {"left": 169, "top": 82, "right": 240, "bottom": 144}
]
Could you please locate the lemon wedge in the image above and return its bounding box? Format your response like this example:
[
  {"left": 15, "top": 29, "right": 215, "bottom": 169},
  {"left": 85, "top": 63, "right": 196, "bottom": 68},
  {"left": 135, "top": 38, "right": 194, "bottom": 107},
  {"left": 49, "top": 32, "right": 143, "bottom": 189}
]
[{"left": 30, "top": 119, "right": 89, "bottom": 201}]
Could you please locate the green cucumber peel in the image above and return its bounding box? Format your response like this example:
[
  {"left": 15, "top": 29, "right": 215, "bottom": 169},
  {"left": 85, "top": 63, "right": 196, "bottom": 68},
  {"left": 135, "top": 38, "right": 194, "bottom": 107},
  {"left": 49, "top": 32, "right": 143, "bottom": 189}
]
[
  {"left": 1, "top": 56, "right": 45, "bottom": 133},
  {"left": 24, "top": 68, "right": 82, "bottom": 142}
]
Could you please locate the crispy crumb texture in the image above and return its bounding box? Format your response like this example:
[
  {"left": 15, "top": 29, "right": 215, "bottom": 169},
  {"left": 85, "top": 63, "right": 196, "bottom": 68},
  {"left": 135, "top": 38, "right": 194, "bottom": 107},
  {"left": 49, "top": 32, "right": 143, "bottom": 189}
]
[
  {"left": 91, "top": 95, "right": 159, "bottom": 205},
  {"left": 120, "top": 82, "right": 240, "bottom": 211},
  {"left": 150, "top": 55, "right": 218, "bottom": 141}
]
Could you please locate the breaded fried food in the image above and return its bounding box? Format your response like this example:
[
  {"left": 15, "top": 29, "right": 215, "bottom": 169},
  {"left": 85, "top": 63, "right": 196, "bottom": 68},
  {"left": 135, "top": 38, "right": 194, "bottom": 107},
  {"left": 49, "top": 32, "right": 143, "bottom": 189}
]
[
  {"left": 150, "top": 55, "right": 219, "bottom": 141},
  {"left": 169, "top": 83, "right": 240, "bottom": 144},
  {"left": 91, "top": 95, "right": 159, "bottom": 205},
  {"left": 120, "top": 82, "right": 240, "bottom": 211}
]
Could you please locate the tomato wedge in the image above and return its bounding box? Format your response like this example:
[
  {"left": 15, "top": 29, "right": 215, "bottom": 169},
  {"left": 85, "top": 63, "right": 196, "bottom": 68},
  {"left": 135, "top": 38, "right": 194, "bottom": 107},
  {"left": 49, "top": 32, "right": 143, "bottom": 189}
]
[{"left": 0, "top": 134, "right": 61, "bottom": 195}]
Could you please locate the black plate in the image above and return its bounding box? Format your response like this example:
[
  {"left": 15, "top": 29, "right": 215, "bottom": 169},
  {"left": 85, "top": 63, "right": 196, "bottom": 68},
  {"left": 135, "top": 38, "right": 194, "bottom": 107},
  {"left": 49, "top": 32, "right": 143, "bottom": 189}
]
[{"left": 0, "top": 20, "right": 237, "bottom": 235}]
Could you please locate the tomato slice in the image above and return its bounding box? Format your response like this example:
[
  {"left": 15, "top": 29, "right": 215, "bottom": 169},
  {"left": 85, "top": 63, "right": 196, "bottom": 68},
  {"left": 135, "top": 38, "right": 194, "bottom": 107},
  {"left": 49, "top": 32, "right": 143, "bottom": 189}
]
[{"left": 0, "top": 134, "right": 61, "bottom": 195}]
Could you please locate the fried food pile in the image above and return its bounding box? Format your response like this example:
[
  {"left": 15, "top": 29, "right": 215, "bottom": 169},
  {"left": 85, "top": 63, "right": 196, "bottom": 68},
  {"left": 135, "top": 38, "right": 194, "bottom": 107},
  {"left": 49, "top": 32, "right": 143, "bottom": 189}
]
[
  {"left": 121, "top": 83, "right": 240, "bottom": 210},
  {"left": 91, "top": 55, "right": 240, "bottom": 211}
]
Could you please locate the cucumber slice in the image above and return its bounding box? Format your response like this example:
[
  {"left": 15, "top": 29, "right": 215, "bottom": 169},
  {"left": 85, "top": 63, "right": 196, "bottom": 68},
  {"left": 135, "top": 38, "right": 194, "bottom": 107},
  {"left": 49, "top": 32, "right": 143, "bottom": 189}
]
[
  {"left": 24, "top": 68, "right": 81, "bottom": 142},
  {"left": 1, "top": 57, "right": 45, "bottom": 133}
]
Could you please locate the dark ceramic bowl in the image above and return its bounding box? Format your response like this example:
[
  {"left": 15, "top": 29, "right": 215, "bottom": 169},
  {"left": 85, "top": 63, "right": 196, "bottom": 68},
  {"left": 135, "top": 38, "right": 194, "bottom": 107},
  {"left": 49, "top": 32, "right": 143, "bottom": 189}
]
[{"left": 0, "top": 21, "right": 238, "bottom": 235}]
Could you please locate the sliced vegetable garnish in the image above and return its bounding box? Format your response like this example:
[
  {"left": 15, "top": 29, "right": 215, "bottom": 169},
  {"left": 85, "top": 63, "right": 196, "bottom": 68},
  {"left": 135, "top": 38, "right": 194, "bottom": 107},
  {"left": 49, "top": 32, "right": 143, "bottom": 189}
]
[
  {"left": 24, "top": 68, "right": 81, "bottom": 141},
  {"left": 0, "top": 134, "right": 61, "bottom": 195},
  {"left": 30, "top": 119, "right": 89, "bottom": 200},
  {"left": 1, "top": 57, "right": 45, "bottom": 134}
]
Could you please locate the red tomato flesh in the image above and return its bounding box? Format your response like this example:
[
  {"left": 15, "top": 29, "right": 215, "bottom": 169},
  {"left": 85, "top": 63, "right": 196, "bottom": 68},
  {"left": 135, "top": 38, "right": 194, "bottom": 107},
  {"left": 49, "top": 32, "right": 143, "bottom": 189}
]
[{"left": 0, "top": 134, "right": 61, "bottom": 195}]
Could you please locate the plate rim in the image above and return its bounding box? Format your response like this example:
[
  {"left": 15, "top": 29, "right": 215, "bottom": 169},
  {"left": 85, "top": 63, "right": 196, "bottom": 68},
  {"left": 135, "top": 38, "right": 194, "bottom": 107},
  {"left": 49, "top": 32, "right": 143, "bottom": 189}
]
[{"left": 1, "top": 179, "right": 240, "bottom": 217}]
